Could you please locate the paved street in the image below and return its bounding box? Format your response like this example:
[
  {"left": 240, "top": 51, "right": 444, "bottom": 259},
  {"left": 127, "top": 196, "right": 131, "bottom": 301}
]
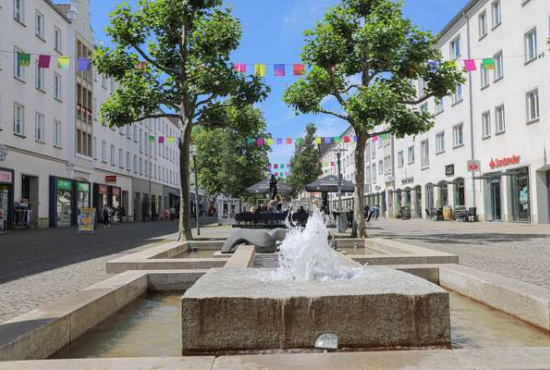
[
  {"left": 369, "top": 219, "right": 550, "bottom": 290},
  {"left": 0, "top": 219, "right": 218, "bottom": 323}
]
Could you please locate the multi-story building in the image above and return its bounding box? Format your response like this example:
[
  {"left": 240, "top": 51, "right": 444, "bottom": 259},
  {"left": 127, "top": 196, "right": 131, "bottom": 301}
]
[
  {"left": 321, "top": 0, "right": 550, "bottom": 224},
  {"left": 0, "top": 0, "right": 183, "bottom": 229}
]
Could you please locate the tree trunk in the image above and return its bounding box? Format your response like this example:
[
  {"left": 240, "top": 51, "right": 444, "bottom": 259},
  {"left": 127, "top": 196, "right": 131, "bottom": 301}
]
[
  {"left": 178, "top": 116, "right": 193, "bottom": 241},
  {"left": 352, "top": 131, "right": 368, "bottom": 238}
]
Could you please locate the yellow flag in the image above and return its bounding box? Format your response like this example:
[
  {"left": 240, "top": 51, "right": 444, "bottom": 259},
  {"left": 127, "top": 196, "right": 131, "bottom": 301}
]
[
  {"left": 267, "top": 138, "right": 274, "bottom": 146},
  {"left": 254, "top": 64, "right": 266, "bottom": 77},
  {"left": 315, "top": 137, "right": 322, "bottom": 144},
  {"left": 57, "top": 56, "right": 70, "bottom": 70}
]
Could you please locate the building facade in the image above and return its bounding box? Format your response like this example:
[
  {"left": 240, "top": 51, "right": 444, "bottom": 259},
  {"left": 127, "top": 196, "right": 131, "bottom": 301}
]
[
  {"left": 0, "top": 0, "right": 183, "bottom": 229},
  {"left": 320, "top": 0, "right": 550, "bottom": 224}
]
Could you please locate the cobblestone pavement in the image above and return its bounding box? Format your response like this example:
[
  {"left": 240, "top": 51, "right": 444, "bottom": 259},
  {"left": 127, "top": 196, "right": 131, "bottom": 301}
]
[
  {"left": 368, "top": 219, "right": 550, "bottom": 290},
  {"left": 0, "top": 219, "right": 218, "bottom": 323}
]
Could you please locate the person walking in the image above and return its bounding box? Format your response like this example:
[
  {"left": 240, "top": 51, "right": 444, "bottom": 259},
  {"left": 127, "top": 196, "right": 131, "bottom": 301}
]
[{"left": 102, "top": 206, "right": 111, "bottom": 228}]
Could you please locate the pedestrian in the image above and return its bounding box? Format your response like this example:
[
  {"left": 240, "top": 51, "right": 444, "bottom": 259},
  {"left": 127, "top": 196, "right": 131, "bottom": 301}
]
[
  {"left": 170, "top": 205, "right": 176, "bottom": 221},
  {"left": 102, "top": 206, "right": 111, "bottom": 228}
]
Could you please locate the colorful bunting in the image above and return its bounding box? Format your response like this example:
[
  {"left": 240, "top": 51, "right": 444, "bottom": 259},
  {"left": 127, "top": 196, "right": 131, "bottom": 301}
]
[
  {"left": 280, "top": 164, "right": 285, "bottom": 169},
  {"left": 482, "top": 58, "right": 495, "bottom": 70},
  {"left": 276, "top": 138, "right": 283, "bottom": 145},
  {"left": 234, "top": 63, "right": 247, "bottom": 74},
  {"left": 324, "top": 137, "right": 332, "bottom": 144},
  {"left": 274, "top": 164, "right": 279, "bottom": 169},
  {"left": 57, "top": 56, "right": 70, "bottom": 70},
  {"left": 267, "top": 138, "right": 274, "bottom": 146},
  {"left": 446, "top": 60, "right": 458, "bottom": 69},
  {"left": 315, "top": 137, "right": 322, "bottom": 145},
  {"left": 286, "top": 138, "right": 293, "bottom": 145},
  {"left": 158, "top": 136, "right": 165, "bottom": 144},
  {"left": 293, "top": 64, "right": 305, "bottom": 76},
  {"left": 274, "top": 64, "right": 285, "bottom": 77},
  {"left": 254, "top": 64, "right": 266, "bottom": 77},
  {"left": 38, "top": 55, "right": 51, "bottom": 69},
  {"left": 149, "top": 135, "right": 156, "bottom": 143},
  {"left": 464, "top": 59, "right": 477, "bottom": 72},
  {"left": 256, "top": 138, "right": 264, "bottom": 146},
  {"left": 247, "top": 138, "right": 255, "bottom": 145},
  {"left": 17, "top": 52, "right": 31, "bottom": 67},
  {"left": 167, "top": 136, "right": 175, "bottom": 143},
  {"left": 77, "top": 58, "right": 91, "bottom": 72},
  {"left": 333, "top": 136, "right": 340, "bottom": 143},
  {"left": 343, "top": 136, "right": 351, "bottom": 143}
]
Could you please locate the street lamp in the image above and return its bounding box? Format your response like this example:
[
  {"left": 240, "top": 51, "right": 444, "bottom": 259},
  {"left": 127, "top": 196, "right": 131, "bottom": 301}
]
[
  {"left": 332, "top": 148, "right": 347, "bottom": 233},
  {"left": 191, "top": 146, "right": 200, "bottom": 236}
]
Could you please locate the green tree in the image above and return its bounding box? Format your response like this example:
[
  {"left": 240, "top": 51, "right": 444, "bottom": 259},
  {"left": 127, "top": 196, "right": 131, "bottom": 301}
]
[
  {"left": 283, "top": 0, "right": 463, "bottom": 237},
  {"left": 192, "top": 106, "right": 270, "bottom": 198},
  {"left": 287, "top": 123, "right": 322, "bottom": 194},
  {"left": 93, "top": 0, "right": 269, "bottom": 240}
]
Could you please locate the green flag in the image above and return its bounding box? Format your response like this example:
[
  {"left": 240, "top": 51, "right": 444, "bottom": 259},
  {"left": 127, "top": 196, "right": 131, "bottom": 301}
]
[
  {"left": 482, "top": 58, "right": 495, "bottom": 70},
  {"left": 17, "top": 52, "right": 31, "bottom": 67},
  {"left": 148, "top": 135, "right": 156, "bottom": 142}
]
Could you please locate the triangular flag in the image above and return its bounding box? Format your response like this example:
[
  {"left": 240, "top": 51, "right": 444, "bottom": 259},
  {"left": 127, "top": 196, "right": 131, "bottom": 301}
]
[
  {"left": 482, "top": 58, "right": 495, "bottom": 70},
  {"left": 463, "top": 59, "right": 477, "bottom": 72},
  {"left": 57, "top": 56, "right": 70, "bottom": 70},
  {"left": 286, "top": 138, "right": 293, "bottom": 145},
  {"left": 274, "top": 64, "right": 286, "bottom": 77},
  {"left": 38, "top": 55, "right": 51, "bottom": 69},
  {"left": 254, "top": 64, "right": 266, "bottom": 77},
  {"left": 267, "top": 138, "right": 274, "bottom": 146},
  {"left": 293, "top": 64, "right": 305, "bottom": 76},
  {"left": 78, "top": 58, "right": 91, "bottom": 72},
  {"left": 234, "top": 63, "right": 247, "bottom": 74},
  {"left": 17, "top": 52, "right": 31, "bottom": 67}
]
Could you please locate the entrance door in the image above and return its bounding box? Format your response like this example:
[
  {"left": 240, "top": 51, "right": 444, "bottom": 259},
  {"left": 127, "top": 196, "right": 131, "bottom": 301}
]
[
  {"left": 490, "top": 180, "right": 502, "bottom": 221},
  {"left": 512, "top": 169, "right": 530, "bottom": 222}
]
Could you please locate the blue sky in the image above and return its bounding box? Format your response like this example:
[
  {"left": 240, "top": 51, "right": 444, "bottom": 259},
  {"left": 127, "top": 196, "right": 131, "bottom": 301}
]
[{"left": 90, "top": 0, "right": 468, "bottom": 166}]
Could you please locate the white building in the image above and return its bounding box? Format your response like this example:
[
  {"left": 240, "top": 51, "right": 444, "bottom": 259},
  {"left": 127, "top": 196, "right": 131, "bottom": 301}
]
[
  {"left": 0, "top": 0, "right": 183, "bottom": 229},
  {"left": 322, "top": 0, "right": 550, "bottom": 224}
]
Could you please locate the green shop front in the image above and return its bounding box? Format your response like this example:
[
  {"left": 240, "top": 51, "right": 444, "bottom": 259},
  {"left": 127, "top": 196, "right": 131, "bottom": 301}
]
[{"left": 49, "top": 177, "right": 91, "bottom": 228}]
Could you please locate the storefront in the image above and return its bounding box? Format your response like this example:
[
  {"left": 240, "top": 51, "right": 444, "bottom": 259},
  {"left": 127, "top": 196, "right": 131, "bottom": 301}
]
[
  {"left": 93, "top": 183, "right": 122, "bottom": 223},
  {"left": 75, "top": 181, "right": 91, "bottom": 223},
  {"left": 49, "top": 177, "right": 74, "bottom": 228},
  {"left": 509, "top": 167, "right": 531, "bottom": 222},
  {"left": 0, "top": 168, "right": 14, "bottom": 230},
  {"left": 454, "top": 178, "right": 466, "bottom": 207}
]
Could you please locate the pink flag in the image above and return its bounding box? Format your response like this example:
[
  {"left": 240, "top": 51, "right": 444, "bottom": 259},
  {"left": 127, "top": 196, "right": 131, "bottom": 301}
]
[
  {"left": 463, "top": 59, "right": 477, "bottom": 72},
  {"left": 38, "top": 55, "right": 51, "bottom": 69},
  {"left": 158, "top": 136, "right": 165, "bottom": 144},
  {"left": 234, "top": 63, "right": 247, "bottom": 74},
  {"left": 256, "top": 138, "right": 264, "bottom": 146},
  {"left": 286, "top": 138, "right": 293, "bottom": 144},
  {"left": 285, "top": 172, "right": 289, "bottom": 176}
]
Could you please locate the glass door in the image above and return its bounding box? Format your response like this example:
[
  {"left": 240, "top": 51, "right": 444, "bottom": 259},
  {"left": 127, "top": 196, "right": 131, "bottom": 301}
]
[
  {"left": 490, "top": 179, "right": 502, "bottom": 221},
  {"left": 512, "top": 170, "right": 531, "bottom": 222}
]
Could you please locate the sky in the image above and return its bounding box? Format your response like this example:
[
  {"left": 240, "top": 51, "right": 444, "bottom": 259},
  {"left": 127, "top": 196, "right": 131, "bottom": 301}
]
[{"left": 90, "top": 0, "right": 469, "bottom": 167}]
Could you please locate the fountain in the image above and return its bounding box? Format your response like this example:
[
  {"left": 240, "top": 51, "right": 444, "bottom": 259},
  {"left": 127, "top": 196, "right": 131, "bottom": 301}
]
[{"left": 181, "top": 209, "right": 451, "bottom": 354}]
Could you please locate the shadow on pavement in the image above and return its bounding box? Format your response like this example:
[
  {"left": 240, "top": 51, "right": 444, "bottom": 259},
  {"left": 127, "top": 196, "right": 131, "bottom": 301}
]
[{"left": 383, "top": 233, "right": 548, "bottom": 246}]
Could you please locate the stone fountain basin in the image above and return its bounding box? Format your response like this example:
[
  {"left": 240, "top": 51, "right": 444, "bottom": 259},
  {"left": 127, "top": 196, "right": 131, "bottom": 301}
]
[{"left": 181, "top": 267, "right": 451, "bottom": 354}]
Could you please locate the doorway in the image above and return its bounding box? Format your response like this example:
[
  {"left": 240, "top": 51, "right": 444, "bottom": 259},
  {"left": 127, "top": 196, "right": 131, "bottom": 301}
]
[{"left": 490, "top": 179, "right": 502, "bottom": 221}]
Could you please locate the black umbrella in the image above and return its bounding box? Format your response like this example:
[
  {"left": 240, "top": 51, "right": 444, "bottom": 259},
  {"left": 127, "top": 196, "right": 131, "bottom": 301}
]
[
  {"left": 246, "top": 178, "right": 293, "bottom": 195},
  {"left": 305, "top": 175, "right": 355, "bottom": 193}
]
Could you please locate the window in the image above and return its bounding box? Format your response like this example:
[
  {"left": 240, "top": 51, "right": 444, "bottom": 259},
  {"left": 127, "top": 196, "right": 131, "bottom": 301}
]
[
  {"left": 35, "top": 59, "right": 45, "bottom": 91},
  {"left": 139, "top": 128, "right": 143, "bottom": 151},
  {"left": 436, "top": 132, "right": 445, "bottom": 154},
  {"left": 526, "top": 89, "right": 540, "bottom": 122},
  {"left": 453, "top": 124, "right": 464, "bottom": 147},
  {"left": 127, "top": 152, "right": 131, "bottom": 171},
  {"left": 420, "top": 103, "right": 428, "bottom": 113},
  {"left": 435, "top": 98, "right": 444, "bottom": 114},
  {"left": 54, "top": 73, "right": 62, "bottom": 100},
  {"left": 35, "top": 112, "right": 44, "bottom": 142},
  {"left": 397, "top": 151, "right": 404, "bottom": 168},
  {"left": 53, "top": 120, "right": 62, "bottom": 148},
  {"left": 93, "top": 136, "right": 97, "bottom": 159},
  {"left": 491, "top": 0, "right": 501, "bottom": 28},
  {"left": 494, "top": 51, "right": 504, "bottom": 80},
  {"left": 54, "top": 28, "right": 62, "bottom": 52},
  {"left": 450, "top": 36, "right": 461, "bottom": 59},
  {"left": 524, "top": 28, "right": 537, "bottom": 63},
  {"left": 35, "top": 11, "right": 45, "bottom": 39},
  {"left": 408, "top": 146, "right": 415, "bottom": 164},
  {"left": 101, "top": 141, "right": 107, "bottom": 163},
  {"left": 134, "top": 126, "right": 138, "bottom": 142},
  {"left": 110, "top": 145, "right": 115, "bottom": 166},
  {"left": 14, "top": 48, "right": 25, "bottom": 80},
  {"left": 479, "top": 11, "right": 487, "bottom": 39},
  {"left": 480, "top": 66, "right": 490, "bottom": 89},
  {"left": 119, "top": 149, "right": 124, "bottom": 169},
  {"left": 482, "top": 111, "right": 491, "bottom": 138},
  {"left": 384, "top": 156, "right": 391, "bottom": 175},
  {"left": 14, "top": 0, "right": 24, "bottom": 23},
  {"left": 139, "top": 158, "right": 143, "bottom": 175},
  {"left": 378, "top": 136, "right": 383, "bottom": 148},
  {"left": 102, "top": 74, "right": 108, "bottom": 89},
  {"left": 144, "top": 160, "right": 148, "bottom": 176},
  {"left": 452, "top": 83, "right": 463, "bottom": 104},
  {"left": 13, "top": 103, "right": 24, "bottom": 135},
  {"left": 134, "top": 155, "right": 138, "bottom": 174},
  {"left": 495, "top": 105, "right": 505, "bottom": 133},
  {"left": 371, "top": 142, "right": 376, "bottom": 159},
  {"left": 421, "top": 140, "right": 429, "bottom": 168},
  {"left": 378, "top": 160, "right": 383, "bottom": 175}
]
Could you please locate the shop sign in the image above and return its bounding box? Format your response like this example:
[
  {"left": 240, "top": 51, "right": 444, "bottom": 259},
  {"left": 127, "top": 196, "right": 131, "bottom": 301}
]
[
  {"left": 445, "top": 164, "right": 455, "bottom": 176},
  {"left": 98, "top": 185, "right": 109, "bottom": 194},
  {"left": 490, "top": 155, "right": 521, "bottom": 169},
  {"left": 57, "top": 178, "right": 72, "bottom": 191},
  {"left": 112, "top": 187, "right": 121, "bottom": 196},
  {"left": 0, "top": 170, "right": 13, "bottom": 184},
  {"left": 467, "top": 160, "right": 481, "bottom": 172},
  {"left": 401, "top": 177, "right": 414, "bottom": 185},
  {"left": 77, "top": 182, "right": 90, "bottom": 193},
  {"left": 78, "top": 207, "right": 96, "bottom": 234},
  {"left": 105, "top": 175, "right": 117, "bottom": 182}
]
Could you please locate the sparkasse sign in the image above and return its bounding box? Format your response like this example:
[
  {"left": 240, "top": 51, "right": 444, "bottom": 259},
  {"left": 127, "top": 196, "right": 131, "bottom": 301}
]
[{"left": 489, "top": 155, "right": 521, "bottom": 170}]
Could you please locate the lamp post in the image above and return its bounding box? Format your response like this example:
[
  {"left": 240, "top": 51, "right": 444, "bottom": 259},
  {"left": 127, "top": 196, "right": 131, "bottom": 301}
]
[
  {"left": 191, "top": 146, "right": 200, "bottom": 236},
  {"left": 332, "top": 148, "right": 347, "bottom": 233}
]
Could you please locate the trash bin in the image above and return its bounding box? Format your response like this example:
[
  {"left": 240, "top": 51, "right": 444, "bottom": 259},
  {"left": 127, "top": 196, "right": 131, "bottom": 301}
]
[
  {"left": 443, "top": 206, "right": 453, "bottom": 221},
  {"left": 401, "top": 206, "right": 411, "bottom": 220},
  {"left": 468, "top": 207, "right": 477, "bottom": 222}
]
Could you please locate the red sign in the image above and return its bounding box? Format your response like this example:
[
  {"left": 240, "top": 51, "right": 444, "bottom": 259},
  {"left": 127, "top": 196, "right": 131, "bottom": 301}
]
[
  {"left": 0, "top": 170, "right": 12, "bottom": 184},
  {"left": 489, "top": 155, "right": 521, "bottom": 170},
  {"left": 467, "top": 160, "right": 480, "bottom": 172},
  {"left": 105, "top": 175, "right": 117, "bottom": 182},
  {"left": 98, "top": 185, "right": 109, "bottom": 194}
]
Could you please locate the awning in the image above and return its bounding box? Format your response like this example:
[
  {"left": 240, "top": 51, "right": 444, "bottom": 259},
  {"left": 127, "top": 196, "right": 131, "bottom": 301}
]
[
  {"left": 245, "top": 178, "right": 293, "bottom": 195},
  {"left": 305, "top": 175, "right": 355, "bottom": 193}
]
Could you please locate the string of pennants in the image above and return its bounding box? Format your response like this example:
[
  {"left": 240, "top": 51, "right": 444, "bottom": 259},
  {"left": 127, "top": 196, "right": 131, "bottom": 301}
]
[
  {"left": 248, "top": 133, "right": 391, "bottom": 147},
  {"left": 148, "top": 135, "right": 178, "bottom": 144}
]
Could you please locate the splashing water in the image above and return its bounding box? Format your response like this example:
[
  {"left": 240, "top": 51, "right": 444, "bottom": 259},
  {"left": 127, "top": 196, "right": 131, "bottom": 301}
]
[{"left": 271, "top": 208, "right": 364, "bottom": 281}]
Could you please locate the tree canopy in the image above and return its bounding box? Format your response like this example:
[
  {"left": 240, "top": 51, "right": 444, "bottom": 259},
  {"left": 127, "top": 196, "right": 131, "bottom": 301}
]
[
  {"left": 286, "top": 123, "right": 323, "bottom": 194},
  {"left": 192, "top": 106, "right": 270, "bottom": 198},
  {"left": 93, "top": 0, "right": 270, "bottom": 240},
  {"left": 284, "top": 0, "right": 464, "bottom": 237}
]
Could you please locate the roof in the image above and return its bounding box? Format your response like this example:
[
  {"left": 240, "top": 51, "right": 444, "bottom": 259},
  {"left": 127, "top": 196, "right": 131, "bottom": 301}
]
[
  {"left": 438, "top": 0, "right": 480, "bottom": 40},
  {"left": 46, "top": 1, "right": 72, "bottom": 22}
]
